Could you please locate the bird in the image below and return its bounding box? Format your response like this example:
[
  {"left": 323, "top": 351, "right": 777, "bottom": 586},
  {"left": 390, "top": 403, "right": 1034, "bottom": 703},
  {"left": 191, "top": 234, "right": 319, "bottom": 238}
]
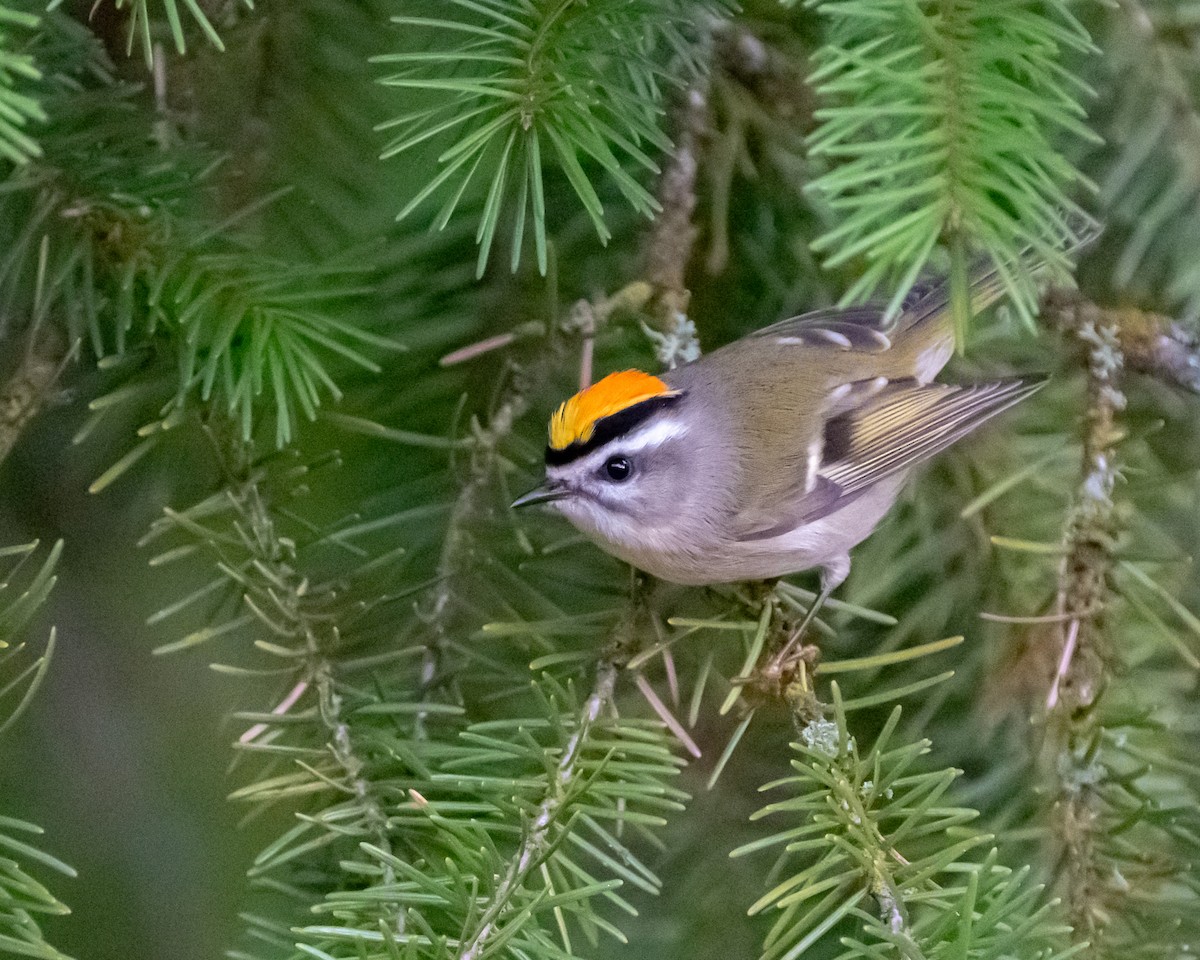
[{"left": 513, "top": 265, "right": 1045, "bottom": 641}]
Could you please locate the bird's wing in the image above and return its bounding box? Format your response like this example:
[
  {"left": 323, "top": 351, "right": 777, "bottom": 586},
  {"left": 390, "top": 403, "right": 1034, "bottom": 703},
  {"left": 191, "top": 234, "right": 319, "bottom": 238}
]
[
  {"left": 817, "top": 375, "right": 1045, "bottom": 494},
  {"left": 732, "top": 375, "right": 1046, "bottom": 541},
  {"left": 748, "top": 306, "right": 895, "bottom": 352},
  {"left": 748, "top": 279, "right": 947, "bottom": 352}
]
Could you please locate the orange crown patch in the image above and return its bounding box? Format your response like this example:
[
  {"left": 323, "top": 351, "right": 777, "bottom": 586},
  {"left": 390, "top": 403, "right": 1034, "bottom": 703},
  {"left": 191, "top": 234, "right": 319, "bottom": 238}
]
[{"left": 549, "top": 370, "right": 675, "bottom": 451}]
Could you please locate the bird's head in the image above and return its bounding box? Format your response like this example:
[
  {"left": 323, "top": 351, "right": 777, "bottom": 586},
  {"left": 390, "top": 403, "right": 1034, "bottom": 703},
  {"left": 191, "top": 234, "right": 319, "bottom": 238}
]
[{"left": 512, "top": 370, "right": 695, "bottom": 548}]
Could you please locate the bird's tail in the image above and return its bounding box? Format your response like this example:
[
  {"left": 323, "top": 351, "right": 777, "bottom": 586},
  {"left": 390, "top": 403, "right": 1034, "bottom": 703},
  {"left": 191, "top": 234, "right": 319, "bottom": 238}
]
[{"left": 893, "top": 218, "right": 1100, "bottom": 361}]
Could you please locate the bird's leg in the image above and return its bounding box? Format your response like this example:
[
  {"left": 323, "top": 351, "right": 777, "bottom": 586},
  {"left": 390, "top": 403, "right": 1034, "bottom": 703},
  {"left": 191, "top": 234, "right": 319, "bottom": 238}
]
[
  {"left": 770, "top": 557, "right": 849, "bottom": 670},
  {"left": 771, "top": 579, "right": 834, "bottom": 668},
  {"left": 792, "top": 577, "right": 836, "bottom": 644}
]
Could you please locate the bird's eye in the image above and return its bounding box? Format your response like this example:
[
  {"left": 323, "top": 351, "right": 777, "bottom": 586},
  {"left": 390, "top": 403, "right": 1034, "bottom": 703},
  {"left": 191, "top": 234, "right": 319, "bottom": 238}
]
[{"left": 604, "top": 456, "right": 632, "bottom": 482}]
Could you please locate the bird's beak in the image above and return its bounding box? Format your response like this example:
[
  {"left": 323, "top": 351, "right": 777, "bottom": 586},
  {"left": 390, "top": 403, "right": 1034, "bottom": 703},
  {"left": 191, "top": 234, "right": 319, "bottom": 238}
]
[{"left": 511, "top": 482, "right": 569, "bottom": 509}]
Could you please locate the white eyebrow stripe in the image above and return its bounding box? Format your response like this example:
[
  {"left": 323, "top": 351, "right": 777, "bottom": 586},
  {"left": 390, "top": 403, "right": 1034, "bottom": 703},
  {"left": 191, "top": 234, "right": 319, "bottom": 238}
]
[
  {"left": 546, "top": 418, "right": 689, "bottom": 477},
  {"left": 612, "top": 418, "right": 689, "bottom": 453}
]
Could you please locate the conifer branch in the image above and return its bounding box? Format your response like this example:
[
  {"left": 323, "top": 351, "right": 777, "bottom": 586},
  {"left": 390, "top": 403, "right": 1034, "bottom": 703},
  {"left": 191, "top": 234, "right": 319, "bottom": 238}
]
[
  {"left": 643, "top": 33, "right": 711, "bottom": 353},
  {"left": 0, "top": 2, "right": 46, "bottom": 165},
  {"left": 1091, "top": 1, "right": 1200, "bottom": 317},
  {"left": 806, "top": 0, "right": 1094, "bottom": 328},
  {"left": 415, "top": 378, "right": 528, "bottom": 738},
  {"left": 149, "top": 434, "right": 406, "bottom": 931},
  {"left": 686, "top": 588, "right": 1070, "bottom": 960},
  {"left": 227, "top": 448, "right": 398, "bottom": 877},
  {"left": 1040, "top": 294, "right": 1125, "bottom": 951},
  {"left": 0, "top": 539, "right": 72, "bottom": 960},
  {"left": 0, "top": 336, "right": 67, "bottom": 466},
  {"left": 0, "top": 26, "right": 390, "bottom": 456},
  {"left": 737, "top": 656, "right": 1070, "bottom": 960},
  {"left": 1043, "top": 288, "right": 1200, "bottom": 395},
  {"left": 457, "top": 658, "right": 619, "bottom": 960},
  {"left": 781, "top": 697, "right": 928, "bottom": 960},
  {"left": 1028, "top": 293, "right": 1200, "bottom": 954},
  {"left": 374, "top": 1, "right": 722, "bottom": 276}
]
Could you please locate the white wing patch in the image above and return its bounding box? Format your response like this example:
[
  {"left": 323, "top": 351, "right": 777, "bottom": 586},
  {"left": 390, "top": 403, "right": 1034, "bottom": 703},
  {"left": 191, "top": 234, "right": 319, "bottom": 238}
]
[
  {"left": 772, "top": 323, "right": 892, "bottom": 352},
  {"left": 804, "top": 435, "right": 823, "bottom": 494},
  {"left": 809, "top": 329, "right": 853, "bottom": 348},
  {"left": 915, "top": 339, "right": 954, "bottom": 384}
]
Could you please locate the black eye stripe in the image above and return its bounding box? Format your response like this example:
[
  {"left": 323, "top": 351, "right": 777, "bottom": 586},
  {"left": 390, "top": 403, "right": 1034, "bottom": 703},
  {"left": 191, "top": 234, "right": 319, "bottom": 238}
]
[{"left": 544, "top": 393, "right": 684, "bottom": 467}]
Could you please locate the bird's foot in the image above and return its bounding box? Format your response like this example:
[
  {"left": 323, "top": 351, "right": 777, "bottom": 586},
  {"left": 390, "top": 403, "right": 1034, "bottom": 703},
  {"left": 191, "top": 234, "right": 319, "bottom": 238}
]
[{"left": 762, "top": 627, "right": 820, "bottom": 690}]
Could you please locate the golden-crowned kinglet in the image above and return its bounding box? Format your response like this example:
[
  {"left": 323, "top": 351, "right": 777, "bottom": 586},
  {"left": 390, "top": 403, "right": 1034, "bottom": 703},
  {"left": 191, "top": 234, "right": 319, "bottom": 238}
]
[{"left": 513, "top": 265, "right": 1044, "bottom": 624}]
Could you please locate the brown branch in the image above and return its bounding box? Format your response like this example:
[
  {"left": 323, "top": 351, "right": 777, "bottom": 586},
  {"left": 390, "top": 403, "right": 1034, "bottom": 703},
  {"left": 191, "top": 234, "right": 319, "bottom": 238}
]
[
  {"left": 1042, "top": 287, "right": 1200, "bottom": 395},
  {"left": 712, "top": 22, "right": 815, "bottom": 131},
  {"left": 1038, "top": 293, "right": 1126, "bottom": 950},
  {"left": 643, "top": 75, "right": 708, "bottom": 324},
  {"left": 640, "top": 49, "right": 714, "bottom": 369},
  {"left": 0, "top": 334, "right": 73, "bottom": 467}
]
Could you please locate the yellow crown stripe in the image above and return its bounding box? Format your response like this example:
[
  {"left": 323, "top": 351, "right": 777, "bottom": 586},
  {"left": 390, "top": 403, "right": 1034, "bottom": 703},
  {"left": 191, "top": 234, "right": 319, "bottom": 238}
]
[{"left": 549, "top": 370, "right": 673, "bottom": 450}]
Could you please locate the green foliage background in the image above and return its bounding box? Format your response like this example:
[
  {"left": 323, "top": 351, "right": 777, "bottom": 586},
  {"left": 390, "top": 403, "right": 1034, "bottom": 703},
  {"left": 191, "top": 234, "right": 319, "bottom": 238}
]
[{"left": 1, "top": 2, "right": 1199, "bottom": 960}]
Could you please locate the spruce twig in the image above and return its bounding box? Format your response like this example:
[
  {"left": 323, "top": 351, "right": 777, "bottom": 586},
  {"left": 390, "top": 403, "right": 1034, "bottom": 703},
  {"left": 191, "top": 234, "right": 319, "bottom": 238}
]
[
  {"left": 0, "top": 349, "right": 58, "bottom": 465},
  {"left": 1043, "top": 288, "right": 1200, "bottom": 395},
  {"left": 644, "top": 38, "right": 709, "bottom": 315},
  {"left": 414, "top": 378, "right": 527, "bottom": 737},
  {"left": 738, "top": 659, "right": 1068, "bottom": 960},
  {"left": 201, "top": 438, "right": 403, "bottom": 914},
  {"left": 641, "top": 33, "right": 716, "bottom": 369},
  {"left": 456, "top": 658, "right": 620, "bottom": 960},
  {"left": 0, "top": 540, "right": 72, "bottom": 959},
  {"left": 806, "top": 0, "right": 1093, "bottom": 327},
  {"left": 1041, "top": 295, "right": 1126, "bottom": 950},
  {"left": 0, "top": 333, "right": 74, "bottom": 466}
]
